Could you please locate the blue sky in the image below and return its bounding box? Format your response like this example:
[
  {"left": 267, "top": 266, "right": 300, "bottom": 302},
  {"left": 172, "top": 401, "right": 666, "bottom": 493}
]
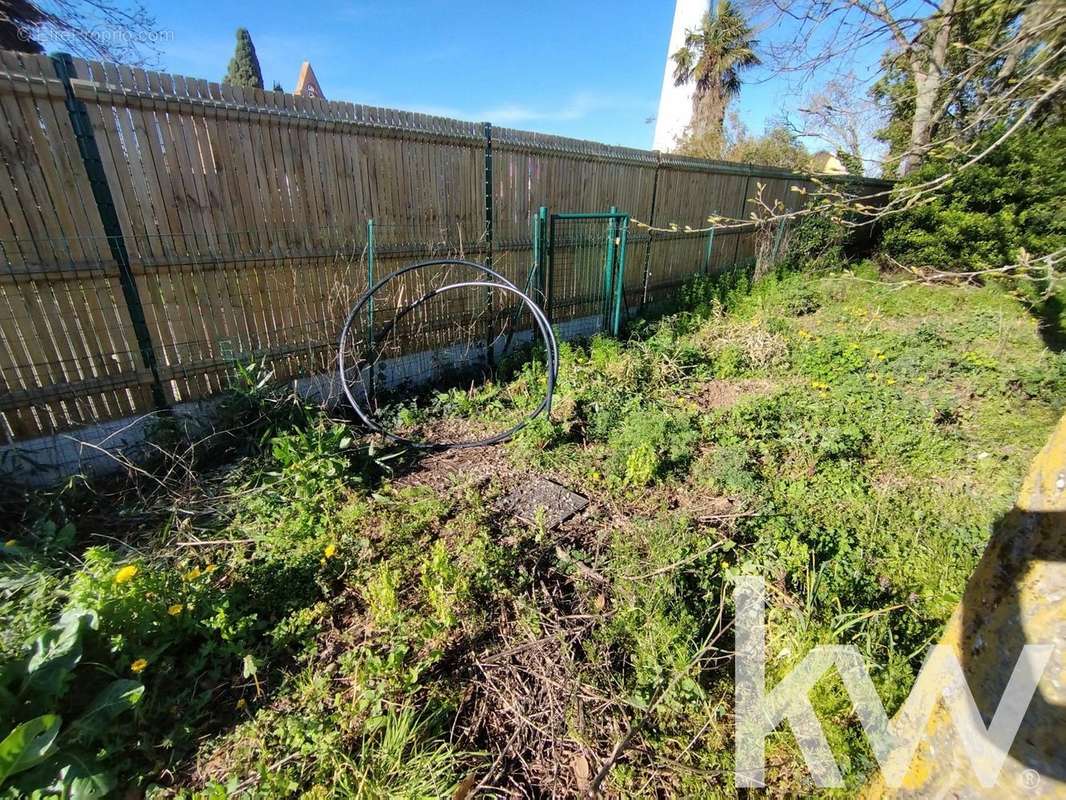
[{"left": 131, "top": 0, "right": 884, "bottom": 151}]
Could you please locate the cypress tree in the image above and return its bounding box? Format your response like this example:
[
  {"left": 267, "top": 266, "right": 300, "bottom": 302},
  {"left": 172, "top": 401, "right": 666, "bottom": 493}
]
[{"left": 223, "top": 28, "right": 264, "bottom": 90}]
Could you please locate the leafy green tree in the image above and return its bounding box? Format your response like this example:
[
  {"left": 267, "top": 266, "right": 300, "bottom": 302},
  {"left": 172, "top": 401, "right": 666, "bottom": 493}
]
[
  {"left": 762, "top": 0, "right": 1062, "bottom": 176},
  {"left": 883, "top": 123, "right": 1065, "bottom": 273},
  {"left": 724, "top": 123, "right": 809, "bottom": 172},
  {"left": 671, "top": 0, "right": 760, "bottom": 155},
  {"left": 223, "top": 28, "right": 264, "bottom": 90},
  {"left": 835, "top": 149, "right": 863, "bottom": 176},
  {"left": 675, "top": 113, "right": 810, "bottom": 171},
  {"left": 868, "top": 0, "right": 1061, "bottom": 175}
]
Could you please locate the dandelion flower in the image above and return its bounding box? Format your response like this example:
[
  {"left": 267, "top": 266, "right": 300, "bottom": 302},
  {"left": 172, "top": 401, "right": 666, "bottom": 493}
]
[
  {"left": 167, "top": 603, "right": 184, "bottom": 616},
  {"left": 114, "top": 565, "right": 139, "bottom": 584},
  {"left": 182, "top": 566, "right": 201, "bottom": 581},
  {"left": 323, "top": 543, "right": 337, "bottom": 559},
  {"left": 204, "top": 564, "right": 217, "bottom": 574},
  {"left": 130, "top": 658, "right": 148, "bottom": 674},
  {"left": 886, "top": 378, "right": 897, "bottom": 385}
]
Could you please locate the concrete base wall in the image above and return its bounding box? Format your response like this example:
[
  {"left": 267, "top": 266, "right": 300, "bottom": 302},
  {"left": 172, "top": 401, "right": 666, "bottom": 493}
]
[{"left": 0, "top": 316, "right": 599, "bottom": 486}]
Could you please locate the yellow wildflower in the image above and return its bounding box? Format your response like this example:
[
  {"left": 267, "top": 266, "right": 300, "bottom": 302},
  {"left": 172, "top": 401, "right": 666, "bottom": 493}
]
[
  {"left": 167, "top": 603, "right": 184, "bottom": 616},
  {"left": 130, "top": 658, "right": 148, "bottom": 674},
  {"left": 323, "top": 543, "right": 337, "bottom": 559},
  {"left": 886, "top": 378, "right": 897, "bottom": 386},
  {"left": 182, "top": 566, "right": 201, "bottom": 581},
  {"left": 114, "top": 565, "right": 139, "bottom": 584},
  {"left": 204, "top": 564, "right": 217, "bottom": 574}
]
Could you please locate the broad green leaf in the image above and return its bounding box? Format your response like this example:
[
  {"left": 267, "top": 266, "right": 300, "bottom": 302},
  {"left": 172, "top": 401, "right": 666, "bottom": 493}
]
[
  {"left": 13, "top": 751, "right": 115, "bottom": 799},
  {"left": 0, "top": 714, "right": 60, "bottom": 781},
  {"left": 70, "top": 680, "right": 144, "bottom": 738},
  {"left": 59, "top": 752, "right": 116, "bottom": 800},
  {"left": 22, "top": 610, "right": 96, "bottom": 703}
]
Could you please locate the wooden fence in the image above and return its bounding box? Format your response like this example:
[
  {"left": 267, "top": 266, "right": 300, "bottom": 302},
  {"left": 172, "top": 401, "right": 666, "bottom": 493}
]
[{"left": 0, "top": 49, "right": 891, "bottom": 447}]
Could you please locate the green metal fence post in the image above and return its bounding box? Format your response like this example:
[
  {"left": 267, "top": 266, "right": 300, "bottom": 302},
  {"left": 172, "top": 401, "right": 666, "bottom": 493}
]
[
  {"left": 483, "top": 122, "right": 495, "bottom": 365},
  {"left": 612, "top": 215, "right": 629, "bottom": 337},
  {"left": 603, "top": 207, "right": 618, "bottom": 332},
  {"left": 366, "top": 219, "right": 376, "bottom": 333},
  {"left": 733, "top": 170, "right": 753, "bottom": 267},
  {"left": 642, "top": 151, "right": 662, "bottom": 306},
  {"left": 51, "top": 52, "right": 168, "bottom": 412},
  {"left": 483, "top": 123, "right": 494, "bottom": 267},
  {"left": 366, "top": 218, "right": 376, "bottom": 390},
  {"left": 546, "top": 214, "right": 557, "bottom": 323},
  {"left": 702, "top": 212, "right": 717, "bottom": 275},
  {"left": 536, "top": 206, "right": 548, "bottom": 305}
]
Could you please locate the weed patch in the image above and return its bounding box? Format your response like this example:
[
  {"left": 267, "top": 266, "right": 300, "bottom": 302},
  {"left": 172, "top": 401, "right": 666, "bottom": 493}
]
[{"left": 0, "top": 267, "right": 1061, "bottom": 796}]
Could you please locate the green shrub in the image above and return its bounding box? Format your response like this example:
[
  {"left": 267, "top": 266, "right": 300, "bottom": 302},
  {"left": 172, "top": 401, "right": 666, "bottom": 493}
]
[
  {"left": 608, "top": 406, "right": 700, "bottom": 486},
  {"left": 780, "top": 212, "right": 851, "bottom": 273},
  {"left": 883, "top": 124, "right": 1065, "bottom": 274}
]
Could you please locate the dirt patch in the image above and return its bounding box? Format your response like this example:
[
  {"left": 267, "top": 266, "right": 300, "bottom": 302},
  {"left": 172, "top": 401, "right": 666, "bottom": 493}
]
[
  {"left": 693, "top": 378, "right": 775, "bottom": 410},
  {"left": 453, "top": 592, "right": 616, "bottom": 796},
  {"left": 392, "top": 441, "right": 513, "bottom": 495},
  {"left": 389, "top": 416, "right": 517, "bottom": 496}
]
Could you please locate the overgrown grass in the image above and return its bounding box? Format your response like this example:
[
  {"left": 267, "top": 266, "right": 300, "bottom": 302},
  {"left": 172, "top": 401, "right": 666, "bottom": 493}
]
[{"left": 1, "top": 261, "right": 1062, "bottom": 797}]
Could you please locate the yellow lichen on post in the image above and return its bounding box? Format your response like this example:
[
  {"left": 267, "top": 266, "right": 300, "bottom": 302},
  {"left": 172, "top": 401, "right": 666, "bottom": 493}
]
[{"left": 867, "top": 414, "right": 1066, "bottom": 798}]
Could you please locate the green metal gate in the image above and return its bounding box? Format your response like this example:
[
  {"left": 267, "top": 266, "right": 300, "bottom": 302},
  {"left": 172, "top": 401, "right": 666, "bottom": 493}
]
[{"left": 531, "top": 207, "right": 630, "bottom": 337}]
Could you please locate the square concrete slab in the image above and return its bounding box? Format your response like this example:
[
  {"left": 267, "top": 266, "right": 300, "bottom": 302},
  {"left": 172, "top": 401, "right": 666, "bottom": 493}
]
[{"left": 495, "top": 477, "right": 589, "bottom": 529}]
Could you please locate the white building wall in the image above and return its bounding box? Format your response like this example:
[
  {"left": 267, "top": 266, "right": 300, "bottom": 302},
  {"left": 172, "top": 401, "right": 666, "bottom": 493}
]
[{"left": 652, "top": 0, "right": 712, "bottom": 152}]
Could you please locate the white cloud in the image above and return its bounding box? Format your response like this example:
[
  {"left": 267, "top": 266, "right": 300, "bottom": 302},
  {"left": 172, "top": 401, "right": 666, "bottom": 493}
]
[{"left": 407, "top": 91, "right": 655, "bottom": 125}]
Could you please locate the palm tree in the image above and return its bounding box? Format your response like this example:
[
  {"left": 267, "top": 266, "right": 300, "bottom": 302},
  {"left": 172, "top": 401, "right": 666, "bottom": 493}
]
[{"left": 672, "top": 1, "right": 761, "bottom": 152}]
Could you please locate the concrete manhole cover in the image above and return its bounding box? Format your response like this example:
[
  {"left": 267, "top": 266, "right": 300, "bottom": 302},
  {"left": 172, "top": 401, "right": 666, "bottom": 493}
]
[{"left": 495, "top": 477, "right": 588, "bottom": 529}]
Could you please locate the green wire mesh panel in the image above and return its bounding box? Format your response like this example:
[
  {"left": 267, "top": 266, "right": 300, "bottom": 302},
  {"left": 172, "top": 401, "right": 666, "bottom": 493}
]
[
  {"left": 549, "top": 217, "right": 609, "bottom": 330},
  {"left": 547, "top": 213, "right": 629, "bottom": 336}
]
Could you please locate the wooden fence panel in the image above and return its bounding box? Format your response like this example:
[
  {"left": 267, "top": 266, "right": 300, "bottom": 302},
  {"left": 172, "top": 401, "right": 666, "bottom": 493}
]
[
  {"left": 0, "top": 52, "right": 152, "bottom": 443},
  {"left": 67, "top": 59, "right": 484, "bottom": 404},
  {"left": 0, "top": 50, "right": 893, "bottom": 448}
]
